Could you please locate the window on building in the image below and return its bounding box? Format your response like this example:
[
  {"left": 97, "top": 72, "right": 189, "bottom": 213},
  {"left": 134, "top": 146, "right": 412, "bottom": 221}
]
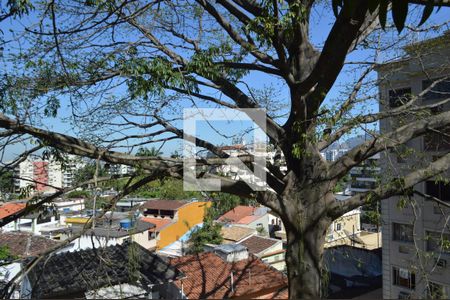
[
  {"left": 399, "top": 245, "right": 410, "bottom": 254},
  {"left": 148, "top": 231, "right": 156, "bottom": 240},
  {"left": 426, "top": 231, "right": 450, "bottom": 254},
  {"left": 145, "top": 209, "right": 159, "bottom": 216},
  {"left": 389, "top": 88, "right": 412, "bottom": 108},
  {"left": 336, "top": 223, "right": 342, "bottom": 231},
  {"left": 424, "top": 126, "right": 450, "bottom": 152},
  {"left": 428, "top": 282, "right": 447, "bottom": 299},
  {"left": 422, "top": 78, "right": 450, "bottom": 101},
  {"left": 393, "top": 223, "right": 414, "bottom": 243},
  {"left": 398, "top": 291, "right": 410, "bottom": 299},
  {"left": 393, "top": 266, "right": 416, "bottom": 289},
  {"left": 426, "top": 181, "right": 450, "bottom": 202}
]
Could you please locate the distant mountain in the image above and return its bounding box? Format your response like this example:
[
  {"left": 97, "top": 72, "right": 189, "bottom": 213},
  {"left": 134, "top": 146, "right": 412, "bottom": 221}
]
[{"left": 326, "top": 134, "right": 373, "bottom": 151}]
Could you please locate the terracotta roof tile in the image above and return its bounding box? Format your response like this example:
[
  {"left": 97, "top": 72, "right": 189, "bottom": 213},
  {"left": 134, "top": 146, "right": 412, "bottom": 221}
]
[
  {"left": 0, "top": 202, "right": 26, "bottom": 219},
  {"left": 169, "top": 252, "right": 287, "bottom": 299},
  {"left": 141, "top": 217, "right": 172, "bottom": 231},
  {"left": 221, "top": 226, "right": 256, "bottom": 243},
  {"left": 0, "top": 232, "right": 60, "bottom": 258},
  {"left": 255, "top": 287, "right": 288, "bottom": 299},
  {"left": 238, "top": 236, "right": 281, "bottom": 255},
  {"left": 218, "top": 205, "right": 257, "bottom": 223},
  {"left": 237, "top": 215, "right": 264, "bottom": 225},
  {"left": 141, "top": 199, "right": 187, "bottom": 211}
]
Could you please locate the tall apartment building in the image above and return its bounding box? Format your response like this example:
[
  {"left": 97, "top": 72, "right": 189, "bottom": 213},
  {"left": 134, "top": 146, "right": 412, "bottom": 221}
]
[
  {"left": 349, "top": 153, "right": 380, "bottom": 194},
  {"left": 109, "top": 164, "right": 134, "bottom": 176},
  {"left": 14, "top": 155, "right": 85, "bottom": 193},
  {"left": 378, "top": 32, "right": 450, "bottom": 299}
]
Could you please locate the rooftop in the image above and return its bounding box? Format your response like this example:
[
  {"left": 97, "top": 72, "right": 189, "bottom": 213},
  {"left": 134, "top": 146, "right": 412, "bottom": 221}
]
[
  {"left": 221, "top": 225, "right": 256, "bottom": 243},
  {"left": 26, "top": 242, "right": 184, "bottom": 299},
  {"left": 0, "top": 202, "right": 26, "bottom": 220},
  {"left": 0, "top": 231, "right": 60, "bottom": 258},
  {"left": 169, "top": 252, "right": 287, "bottom": 299},
  {"left": 141, "top": 217, "right": 172, "bottom": 232},
  {"left": 141, "top": 199, "right": 188, "bottom": 211},
  {"left": 70, "top": 219, "right": 155, "bottom": 238},
  {"left": 218, "top": 205, "right": 267, "bottom": 224},
  {"left": 238, "top": 236, "right": 281, "bottom": 255},
  {"left": 217, "top": 144, "right": 248, "bottom": 151},
  {"left": 214, "top": 243, "right": 247, "bottom": 254}
]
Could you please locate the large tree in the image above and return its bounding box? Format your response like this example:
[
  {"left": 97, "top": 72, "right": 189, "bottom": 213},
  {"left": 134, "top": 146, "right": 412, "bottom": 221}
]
[{"left": 1, "top": 0, "right": 450, "bottom": 298}]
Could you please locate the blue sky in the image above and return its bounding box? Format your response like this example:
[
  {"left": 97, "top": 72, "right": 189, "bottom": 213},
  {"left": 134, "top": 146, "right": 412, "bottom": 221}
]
[{"left": 1, "top": 3, "right": 449, "bottom": 161}]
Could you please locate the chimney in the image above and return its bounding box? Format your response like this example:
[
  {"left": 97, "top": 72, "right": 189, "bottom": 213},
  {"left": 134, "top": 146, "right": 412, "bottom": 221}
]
[{"left": 214, "top": 244, "right": 248, "bottom": 263}]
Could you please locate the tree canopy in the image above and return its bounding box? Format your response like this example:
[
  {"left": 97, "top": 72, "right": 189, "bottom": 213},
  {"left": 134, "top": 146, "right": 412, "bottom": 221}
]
[{"left": 0, "top": 0, "right": 449, "bottom": 298}]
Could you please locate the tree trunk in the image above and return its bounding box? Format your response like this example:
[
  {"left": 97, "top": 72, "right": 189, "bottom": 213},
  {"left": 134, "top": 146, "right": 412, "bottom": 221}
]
[
  {"left": 279, "top": 175, "right": 333, "bottom": 299},
  {"left": 285, "top": 223, "right": 328, "bottom": 299}
]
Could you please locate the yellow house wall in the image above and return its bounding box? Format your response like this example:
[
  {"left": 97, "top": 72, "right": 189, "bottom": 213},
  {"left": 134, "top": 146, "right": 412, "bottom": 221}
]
[
  {"left": 336, "top": 213, "right": 360, "bottom": 234},
  {"left": 156, "top": 201, "right": 211, "bottom": 249}
]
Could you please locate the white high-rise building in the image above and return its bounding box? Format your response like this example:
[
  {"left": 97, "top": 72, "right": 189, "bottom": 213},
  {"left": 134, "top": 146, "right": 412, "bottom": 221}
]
[{"left": 378, "top": 33, "right": 450, "bottom": 299}]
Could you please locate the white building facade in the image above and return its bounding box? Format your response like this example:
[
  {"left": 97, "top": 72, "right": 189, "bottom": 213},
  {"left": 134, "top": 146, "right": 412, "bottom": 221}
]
[{"left": 378, "top": 33, "right": 450, "bottom": 299}]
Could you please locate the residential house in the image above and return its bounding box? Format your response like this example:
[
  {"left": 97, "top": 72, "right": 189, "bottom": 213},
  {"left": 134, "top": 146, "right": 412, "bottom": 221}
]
[
  {"left": 271, "top": 195, "right": 381, "bottom": 250},
  {"left": 116, "top": 197, "right": 149, "bottom": 212},
  {"left": 221, "top": 224, "right": 256, "bottom": 244},
  {"left": 0, "top": 232, "right": 60, "bottom": 298},
  {"left": 166, "top": 244, "right": 288, "bottom": 299},
  {"left": 0, "top": 202, "right": 26, "bottom": 229},
  {"left": 140, "top": 199, "right": 211, "bottom": 250},
  {"left": 238, "top": 235, "right": 286, "bottom": 271},
  {"left": 377, "top": 32, "right": 450, "bottom": 299},
  {"left": 1, "top": 202, "right": 61, "bottom": 236},
  {"left": 63, "top": 213, "right": 155, "bottom": 251},
  {"left": 20, "top": 242, "right": 184, "bottom": 299},
  {"left": 218, "top": 205, "right": 270, "bottom": 235},
  {"left": 53, "top": 198, "right": 85, "bottom": 213}
]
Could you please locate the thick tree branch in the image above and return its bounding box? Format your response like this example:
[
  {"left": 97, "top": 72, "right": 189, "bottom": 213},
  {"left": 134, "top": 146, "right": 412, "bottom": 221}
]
[
  {"left": 195, "top": 0, "right": 277, "bottom": 66},
  {"left": 329, "top": 110, "right": 450, "bottom": 179},
  {"left": 329, "top": 151, "right": 450, "bottom": 218},
  {"left": 319, "top": 96, "right": 450, "bottom": 151}
]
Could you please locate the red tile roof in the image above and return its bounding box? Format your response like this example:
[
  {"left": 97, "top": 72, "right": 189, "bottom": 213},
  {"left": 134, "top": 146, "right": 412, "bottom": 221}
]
[
  {"left": 218, "top": 205, "right": 257, "bottom": 223},
  {"left": 239, "top": 236, "right": 281, "bottom": 255},
  {"left": 237, "top": 215, "right": 264, "bottom": 225},
  {"left": 141, "top": 200, "right": 187, "bottom": 211},
  {"left": 255, "top": 287, "right": 288, "bottom": 299},
  {"left": 0, "top": 202, "right": 26, "bottom": 219},
  {"left": 141, "top": 217, "right": 172, "bottom": 232},
  {"left": 0, "top": 232, "right": 60, "bottom": 258},
  {"left": 169, "top": 252, "right": 287, "bottom": 299}
]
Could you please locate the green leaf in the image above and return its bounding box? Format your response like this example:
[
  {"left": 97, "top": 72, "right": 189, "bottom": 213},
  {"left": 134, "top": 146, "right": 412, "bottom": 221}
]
[
  {"left": 418, "top": 2, "right": 434, "bottom": 26},
  {"left": 392, "top": 0, "right": 409, "bottom": 33},
  {"left": 378, "top": 0, "right": 388, "bottom": 30}
]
